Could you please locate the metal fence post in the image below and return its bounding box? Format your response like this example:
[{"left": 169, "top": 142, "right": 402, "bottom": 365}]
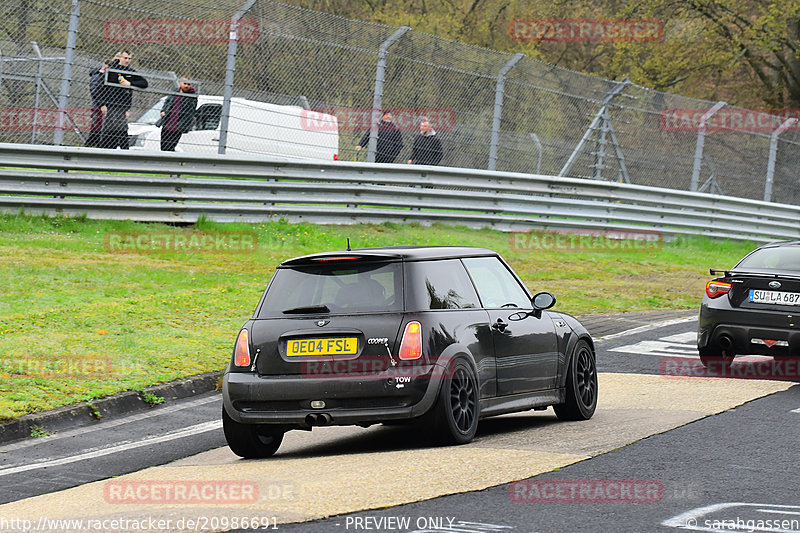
[
  {"left": 367, "top": 26, "right": 410, "bottom": 163},
  {"left": 690, "top": 101, "right": 726, "bottom": 192},
  {"left": 54, "top": 0, "right": 80, "bottom": 146},
  {"left": 219, "top": 0, "right": 258, "bottom": 155},
  {"left": 529, "top": 133, "right": 542, "bottom": 174},
  {"left": 488, "top": 53, "right": 524, "bottom": 171},
  {"left": 765, "top": 117, "right": 798, "bottom": 202},
  {"left": 31, "top": 43, "right": 44, "bottom": 144}
]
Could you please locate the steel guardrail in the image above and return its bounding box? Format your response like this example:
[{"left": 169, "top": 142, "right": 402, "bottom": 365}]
[{"left": 1, "top": 143, "right": 798, "bottom": 242}]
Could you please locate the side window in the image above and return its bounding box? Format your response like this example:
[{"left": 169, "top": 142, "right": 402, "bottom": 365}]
[
  {"left": 194, "top": 104, "right": 221, "bottom": 131},
  {"left": 415, "top": 259, "right": 480, "bottom": 310},
  {"left": 462, "top": 256, "right": 531, "bottom": 309}
]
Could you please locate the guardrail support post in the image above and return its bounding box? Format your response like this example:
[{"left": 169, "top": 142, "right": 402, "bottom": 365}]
[
  {"left": 488, "top": 53, "right": 524, "bottom": 171},
  {"left": 690, "top": 101, "right": 725, "bottom": 192},
  {"left": 219, "top": 0, "right": 258, "bottom": 155},
  {"left": 764, "top": 117, "right": 797, "bottom": 202},
  {"left": 366, "top": 26, "right": 410, "bottom": 163},
  {"left": 54, "top": 0, "right": 80, "bottom": 146}
]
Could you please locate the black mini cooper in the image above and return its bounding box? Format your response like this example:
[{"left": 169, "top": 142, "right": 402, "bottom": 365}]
[{"left": 222, "top": 246, "right": 597, "bottom": 458}]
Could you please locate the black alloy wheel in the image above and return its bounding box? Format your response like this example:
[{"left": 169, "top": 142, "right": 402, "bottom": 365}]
[
  {"left": 554, "top": 340, "right": 598, "bottom": 421},
  {"left": 428, "top": 358, "right": 479, "bottom": 445}
]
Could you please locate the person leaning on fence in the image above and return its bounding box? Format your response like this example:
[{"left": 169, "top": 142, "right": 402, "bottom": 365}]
[
  {"left": 355, "top": 110, "right": 403, "bottom": 163},
  {"left": 408, "top": 118, "right": 443, "bottom": 166},
  {"left": 159, "top": 77, "right": 197, "bottom": 151},
  {"left": 86, "top": 52, "right": 120, "bottom": 148},
  {"left": 98, "top": 49, "right": 148, "bottom": 149}
]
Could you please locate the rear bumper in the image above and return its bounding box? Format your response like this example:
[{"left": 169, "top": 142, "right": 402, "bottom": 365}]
[
  {"left": 222, "top": 364, "right": 444, "bottom": 426},
  {"left": 698, "top": 303, "right": 800, "bottom": 356}
]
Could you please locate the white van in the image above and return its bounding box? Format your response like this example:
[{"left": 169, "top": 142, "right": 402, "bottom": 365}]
[{"left": 128, "top": 96, "right": 339, "bottom": 161}]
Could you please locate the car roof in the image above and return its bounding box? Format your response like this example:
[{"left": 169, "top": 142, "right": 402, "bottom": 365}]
[
  {"left": 280, "top": 246, "right": 499, "bottom": 266},
  {"left": 756, "top": 240, "right": 800, "bottom": 249}
]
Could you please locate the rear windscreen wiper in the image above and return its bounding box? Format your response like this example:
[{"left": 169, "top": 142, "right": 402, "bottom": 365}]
[{"left": 282, "top": 304, "right": 331, "bottom": 314}]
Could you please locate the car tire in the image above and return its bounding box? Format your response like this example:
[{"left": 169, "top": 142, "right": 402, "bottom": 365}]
[
  {"left": 222, "top": 407, "right": 284, "bottom": 459},
  {"left": 698, "top": 347, "right": 734, "bottom": 371},
  {"left": 427, "top": 358, "right": 479, "bottom": 445},
  {"left": 554, "top": 340, "right": 598, "bottom": 421}
]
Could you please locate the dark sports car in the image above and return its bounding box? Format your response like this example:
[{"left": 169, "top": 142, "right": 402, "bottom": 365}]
[
  {"left": 698, "top": 240, "right": 800, "bottom": 368},
  {"left": 222, "top": 246, "right": 597, "bottom": 458}
]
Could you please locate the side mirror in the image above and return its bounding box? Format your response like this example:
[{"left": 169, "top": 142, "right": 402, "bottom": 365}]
[
  {"left": 532, "top": 292, "right": 556, "bottom": 310},
  {"left": 507, "top": 292, "right": 557, "bottom": 321},
  {"left": 531, "top": 292, "right": 556, "bottom": 318}
]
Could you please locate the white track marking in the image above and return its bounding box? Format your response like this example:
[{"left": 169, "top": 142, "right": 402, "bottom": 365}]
[
  {"left": 595, "top": 316, "right": 696, "bottom": 342},
  {"left": 609, "top": 339, "right": 698, "bottom": 357},
  {"left": 661, "top": 331, "right": 697, "bottom": 344},
  {"left": 0, "top": 394, "right": 220, "bottom": 453},
  {"left": 0, "top": 420, "right": 222, "bottom": 477}
]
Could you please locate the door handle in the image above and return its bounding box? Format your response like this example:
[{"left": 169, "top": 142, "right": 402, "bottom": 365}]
[{"left": 492, "top": 318, "right": 508, "bottom": 332}]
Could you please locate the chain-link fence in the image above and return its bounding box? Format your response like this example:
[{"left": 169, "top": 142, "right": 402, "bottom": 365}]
[{"left": 2, "top": 0, "right": 800, "bottom": 205}]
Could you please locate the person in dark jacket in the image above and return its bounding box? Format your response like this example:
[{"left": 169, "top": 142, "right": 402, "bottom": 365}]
[
  {"left": 159, "top": 78, "right": 198, "bottom": 151},
  {"left": 98, "top": 50, "right": 148, "bottom": 149},
  {"left": 86, "top": 53, "right": 120, "bottom": 147},
  {"left": 355, "top": 110, "right": 403, "bottom": 163},
  {"left": 408, "top": 118, "right": 443, "bottom": 166}
]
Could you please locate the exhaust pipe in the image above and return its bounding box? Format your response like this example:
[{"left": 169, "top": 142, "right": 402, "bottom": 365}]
[
  {"left": 718, "top": 334, "right": 736, "bottom": 359},
  {"left": 719, "top": 335, "right": 734, "bottom": 351},
  {"left": 304, "top": 413, "right": 332, "bottom": 426}
]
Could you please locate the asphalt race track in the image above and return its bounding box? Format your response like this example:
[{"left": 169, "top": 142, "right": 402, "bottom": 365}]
[{"left": 0, "top": 313, "right": 798, "bottom": 533}]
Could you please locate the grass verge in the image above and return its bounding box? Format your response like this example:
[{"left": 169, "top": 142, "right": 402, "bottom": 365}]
[{"left": 0, "top": 213, "right": 757, "bottom": 420}]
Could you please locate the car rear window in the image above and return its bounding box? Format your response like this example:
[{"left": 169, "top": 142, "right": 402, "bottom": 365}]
[
  {"left": 737, "top": 246, "right": 800, "bottom": 271},
  {"left": 258, "top": 261, "right": 403, "bottom": 317}
]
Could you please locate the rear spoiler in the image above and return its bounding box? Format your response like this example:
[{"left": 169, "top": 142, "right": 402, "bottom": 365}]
[
  {"left": 710, "top": 268, "right": 800, "bottom": 281},
  {"left": 281, "top": 251, "right": 402, "bottom": 267}
]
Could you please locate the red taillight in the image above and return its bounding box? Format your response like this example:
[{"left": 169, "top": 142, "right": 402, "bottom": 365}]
[
  {"left": 398, "top": 321, "right": 422, "bottom": 360},
  {"left": 706, "top": 280, "right": 732, "bottom": 298},
  {"left": 333, "top": 154, "right": 339, "bottom": 160},
  {"left": 234, "top": 329, "right": 251, "bottom": 367}
]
